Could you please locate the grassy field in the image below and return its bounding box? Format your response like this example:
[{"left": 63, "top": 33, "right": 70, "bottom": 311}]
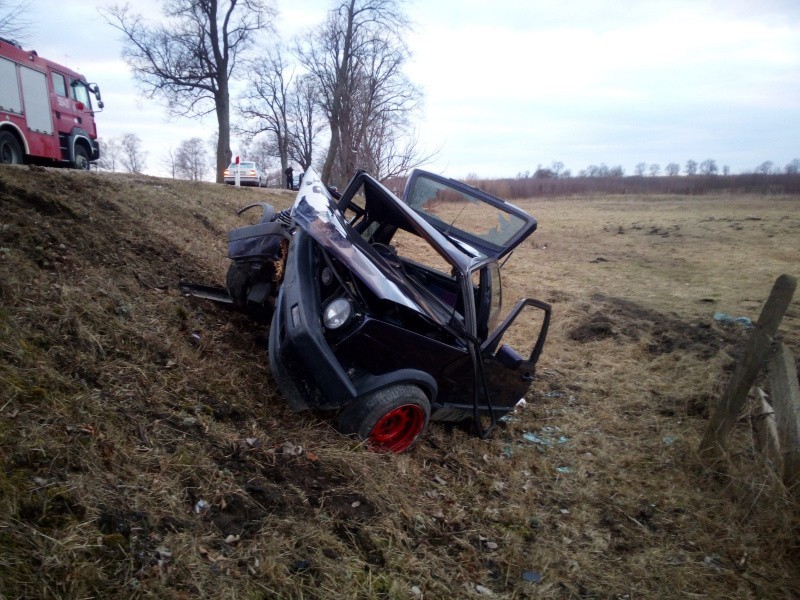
[{"left": 1, "top": 165, "right": 798, "bottom": 598}]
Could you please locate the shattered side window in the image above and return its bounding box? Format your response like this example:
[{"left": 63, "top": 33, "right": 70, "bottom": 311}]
[
  {"left": 361, "top": 221, "right": 380, "bottom": 242},
  {"left": 341, "top": 182, "right": 383, "bottom": 244},
  {"left": 342, "top": 186, "right": 367, "bottom": 228}
]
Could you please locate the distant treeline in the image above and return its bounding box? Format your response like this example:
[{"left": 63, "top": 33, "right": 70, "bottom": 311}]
[{"left": 463, "top": 173, "right": 800, "bottom": 199}]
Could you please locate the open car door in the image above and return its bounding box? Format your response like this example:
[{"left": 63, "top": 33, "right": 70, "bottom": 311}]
[{"left": 479, "top": 298, "right": 551, "bottom": 408}]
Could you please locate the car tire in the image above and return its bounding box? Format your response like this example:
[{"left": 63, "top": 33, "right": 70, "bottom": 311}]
[
  {"left": 338, "top": 384, "right": 430, "bottom": 453},
  {"left": 0, "top": 131, "right": 23, "bottom": 164},
  {"left": 73, "top": 144, "right": 90, "bottom": 170}
]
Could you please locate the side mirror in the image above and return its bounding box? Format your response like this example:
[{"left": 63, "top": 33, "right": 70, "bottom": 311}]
[{"left": 495, "top": 344, "right": 523, "bottom": 369}]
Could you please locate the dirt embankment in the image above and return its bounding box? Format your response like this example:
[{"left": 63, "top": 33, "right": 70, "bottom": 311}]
[{"left": 1, "top": 165, "right": 798, "bottom": 599}]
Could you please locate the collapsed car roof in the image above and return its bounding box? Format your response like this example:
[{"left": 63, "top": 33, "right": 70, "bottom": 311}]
[{"left": 291, "top": 168, "right": 537, "bottom": 325}]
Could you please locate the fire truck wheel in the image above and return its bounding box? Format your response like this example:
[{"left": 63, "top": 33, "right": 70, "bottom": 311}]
[
  {"left": 73, "top": 145, "right": 90, "bottom": 170},
  {"left": 0, "top": 131, "right": 23, "bottom": 164}
]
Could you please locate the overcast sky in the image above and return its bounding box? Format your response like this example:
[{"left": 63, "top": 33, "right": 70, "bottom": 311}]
[{"left": 18, "top": 0, "right": 800, "bottom": 179}]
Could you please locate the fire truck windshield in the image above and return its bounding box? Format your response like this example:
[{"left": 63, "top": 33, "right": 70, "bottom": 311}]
[
  {"left": 70, "top": 80, "right": 92, "bottom": 110},
  {"left": 72, "top": 81, "right": 103, "bottom": 110}
]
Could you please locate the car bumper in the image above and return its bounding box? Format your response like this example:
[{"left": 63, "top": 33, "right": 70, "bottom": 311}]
[{"left": 224, "top": 176, "right": 260, "bottom": 186}]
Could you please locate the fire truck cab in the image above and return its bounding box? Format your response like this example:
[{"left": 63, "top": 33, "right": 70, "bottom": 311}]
[{"left": 0, "top": 37, "right": 103, "bottom": 169}]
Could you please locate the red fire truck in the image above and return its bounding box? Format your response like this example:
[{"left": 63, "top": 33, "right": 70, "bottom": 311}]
[{"left": 0, "top": 37, "right": 103, "bottom": 169}]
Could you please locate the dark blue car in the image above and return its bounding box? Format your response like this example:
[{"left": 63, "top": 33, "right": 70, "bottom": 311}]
[
  {"left": 189, "top": 167, "right": 552, "bottom": 452},
  {"left": 247, "top": 167, "right": 550, "bottom": 452}
]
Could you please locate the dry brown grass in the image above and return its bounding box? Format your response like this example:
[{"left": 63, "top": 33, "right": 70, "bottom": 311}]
[{"left": 1, "top": 166, "right": 799, "bottom": 598}]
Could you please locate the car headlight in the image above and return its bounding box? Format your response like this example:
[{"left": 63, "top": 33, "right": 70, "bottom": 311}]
[{"left": 322, "top": 298, "right": 352, "bottom": 330}]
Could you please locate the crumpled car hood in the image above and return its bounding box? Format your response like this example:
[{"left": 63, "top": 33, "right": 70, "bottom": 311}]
[{"left": 291, "top": 169, "right": 455, "bottom": 327}]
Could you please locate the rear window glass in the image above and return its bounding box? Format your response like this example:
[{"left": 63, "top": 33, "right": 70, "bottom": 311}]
[{"left": 406, "top": 175, "right": 527, "bottom": 248}]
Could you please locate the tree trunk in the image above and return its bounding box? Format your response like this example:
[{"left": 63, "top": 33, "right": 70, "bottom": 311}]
[
  {"left": 322, "top": 120, "right": 340, "bottom": 184},
  {"left": 280, "top": 110, "right": 290, "bottom": 174},
  {"left": 215, "top": 84, "right": 232, "bottom": 184}
]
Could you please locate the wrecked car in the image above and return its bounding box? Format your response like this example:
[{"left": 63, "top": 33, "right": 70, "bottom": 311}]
[{"left": 184, "top": 167, "right": 550, "bottom": 452}]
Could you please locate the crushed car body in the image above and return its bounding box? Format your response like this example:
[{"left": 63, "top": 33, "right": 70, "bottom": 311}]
[{"left": 182, "top": 167, "right": 550, "bottom": 452}]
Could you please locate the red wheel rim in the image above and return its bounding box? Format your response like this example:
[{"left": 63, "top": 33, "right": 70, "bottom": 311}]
[{"left": 368, "top": 404, "right": 425, "bottom": 453}]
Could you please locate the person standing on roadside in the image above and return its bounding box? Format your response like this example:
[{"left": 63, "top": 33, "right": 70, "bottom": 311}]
[{"left": 285, "top": 166, "right": 294, "bottom": 190}]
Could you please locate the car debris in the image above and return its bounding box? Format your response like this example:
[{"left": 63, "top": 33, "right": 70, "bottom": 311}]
[
  {"left": 180, "top": 167, "right": 551, "bottom": 452},
  {"left": 522, "top": 570, "right": 544, "bottom": 584},
  {"left": 712, "top": 311, "right": 753, "bottom": 327}
]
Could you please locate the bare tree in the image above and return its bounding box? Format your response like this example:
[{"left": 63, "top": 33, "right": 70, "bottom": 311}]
[
  {"left": 608, "top": 165, "right": 624, "bottom": 177},
  {"left": 365, "top": 120, "right": 436, "bottom": 182},
  {"left": 756, "top": 160, "right": 774, "bottom": 174},
  {"left": 722, "top": 165, "right": 730, "bottom": 176},
  {"left": 237, "top": 133, "right": 282, "bottom": 184},
  {"left": 288, "top": 75, "right": 326, "bottom": 171},
  {"left": 247, "top": 135, "right": 277, "bottom": 169},
  {"left": 634, "top": 162, "right": 646, "bottom": 176},
  {"left": 0, "top": 0, "right": 31, "bottom": 40},
  {"left": 649, "top": 163, "right": 660, "bottom": 177},
  {"left": 237, "top": 52, "right": 325, "bottom": 174},
  {"left": 786, "top": 159, "right": 800, "bottom": 174},
  {"left": 104, "top": 0, "right": 276, "bottom": 183},
  {"left": 96, "top": 136, "right": 122, "bottom": 172},
  {"left": 162, "top": 146, "right": 178, "bottom": 177},
  {"left": 237, "top": 49, "right": 292, "bottom": 172},
  {"left": 298, "top": 0, "right": 422, "bottom": 187},
  {"left": 699, "top": 159, "right": 717, "bottom": 176},
  {"left": 685, "top": 159, "right": 698, "bottom": 176},
  {"left": 349, "top": 33, "right": 429, "bottom": 183},
  {"left": 175, "top": 137, "right": 208, "bottom": 180},
  {"left": 665, "top": 162, "right": 680, "bottom": 176},
  {"left": 238, "top": 50, "right": 324, "bottom": 172},
  {"left": 581, "top": 164, "right": 612, "bottom": 177},
  {"left": 207, "top": 131, "right": 219, "bottom": 163},
  {"left": 119, "top": 133, "right": 147, "bottom": 173}
]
